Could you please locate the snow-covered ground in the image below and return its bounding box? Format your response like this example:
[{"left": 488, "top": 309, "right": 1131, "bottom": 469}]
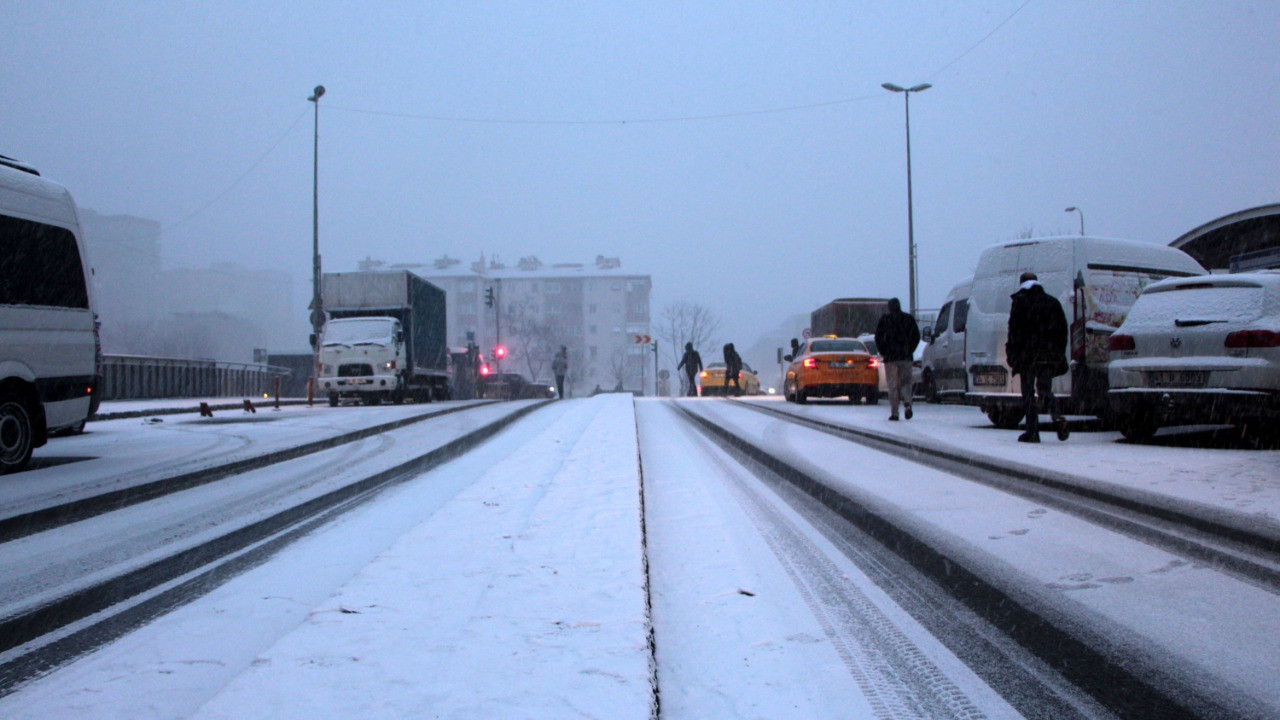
[{"left": 0, "top": 395, "right": 1276, "bottom": 718}]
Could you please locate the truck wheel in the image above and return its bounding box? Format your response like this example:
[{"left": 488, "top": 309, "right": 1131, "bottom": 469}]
[
  {"left": 327, "top": 393, "right": 339, "bottom": 407},
  {"left": 0, "top": 393, "right": 35, "bottom": 475},
  {"left": 986, "top": 407, "right": 1023, "bottom": 430}
]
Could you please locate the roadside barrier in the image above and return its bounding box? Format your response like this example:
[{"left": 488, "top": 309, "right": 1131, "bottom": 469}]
[{"left": 100, "top": 354, "right": 291, "bottom": 401}]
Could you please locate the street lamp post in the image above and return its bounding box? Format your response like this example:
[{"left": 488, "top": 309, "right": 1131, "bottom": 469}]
[
  {"left": 1065, "top": 206, "right": 1085, "bottom": 236},
  {"left": 882, "top": 82, "right": 931, "bottom": 317},
  {"left": 308, "top": 85, "right": 325, "bottom": 400}
]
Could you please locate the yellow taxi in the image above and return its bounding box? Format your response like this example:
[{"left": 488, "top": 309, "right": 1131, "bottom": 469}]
[
  {"left": 784, "top": 337, "right": 879, "bottom": 404},
  {"left": 700, "top": 362, "right": 762, "bottom": 396}
]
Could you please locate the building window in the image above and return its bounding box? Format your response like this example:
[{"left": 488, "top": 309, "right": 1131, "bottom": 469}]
[
  {"left": 613, "top": 326, "right": 621, "bottom": 334},
  {"left": 612, "top": 282, "right": 622, "bottom": 291},
  {"left": 612, "top": 303, "right": 622, "bottom": 313},
  {"left": 546, "top": 281, "right": 561, "bottom": 293},
  {"left": 589, "top": 325, "right": 597, "bottom": 334},
  {"left": 588, "top": 303, "right": 597, "bottom": 314},
  {"left": 460, "top": 281, "right": 476, "bottom": 292},
  {"left": 590, "top": 346, "right": 598, "bottom": 360}
]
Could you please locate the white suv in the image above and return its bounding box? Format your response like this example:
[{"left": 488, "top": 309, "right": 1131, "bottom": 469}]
[{"left": 1107, "top": 270, "right": 1280, "bottom": 441}]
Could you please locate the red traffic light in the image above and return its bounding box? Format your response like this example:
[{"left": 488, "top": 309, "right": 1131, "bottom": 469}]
[
  {"left": 479, "top": 363, "right": 492, "bottom": 377},
  {"left": 494, "top": 345, "right": 507, "bottom": 359}
]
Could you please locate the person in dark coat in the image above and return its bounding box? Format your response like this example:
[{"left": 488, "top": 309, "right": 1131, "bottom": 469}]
[
  {"left": 676, "top": 342, "right": 703, "bottom": 397},
  {"left": 874, "top": 297, "right": 921, "bottom": 420},
  {"left": 722, "top": 342, "right": 743, "bottom": 397},
  {"left": 551, "top": 346, "right": 568, "bottom": 399},
  {"left": 1006, "top": 272, "right": 1070, "bottom": 442}
]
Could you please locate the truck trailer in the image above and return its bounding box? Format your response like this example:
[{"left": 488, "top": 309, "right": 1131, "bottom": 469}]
[
  {"left": 810, "top": 298, "right": 890, "bottom": 339},
  {"left": 315, "top": 271, "right": 451, "bottom": 405}
]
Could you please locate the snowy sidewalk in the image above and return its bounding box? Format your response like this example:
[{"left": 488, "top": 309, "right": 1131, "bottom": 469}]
[{"left": 188, "top": 394, "right": 655, "bottom": 719}]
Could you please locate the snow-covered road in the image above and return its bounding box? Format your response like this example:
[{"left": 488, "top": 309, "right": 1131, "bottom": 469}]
[{"left": 0, "top": 395, "right": 1275, "bottom": 718}]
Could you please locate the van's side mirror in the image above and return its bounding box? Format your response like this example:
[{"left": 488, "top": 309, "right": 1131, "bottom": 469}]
[
  {"left": 396, "top": 330, "right": 404, "bottom": 344},
  {"left": 309, "top": 333, "right": 317, "bottom": 349},
  {"left": 922, "top": 327, "right": 934, "bottom": 342}
]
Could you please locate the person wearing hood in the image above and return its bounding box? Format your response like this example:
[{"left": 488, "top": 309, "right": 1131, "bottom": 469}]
[
  {"left": 722, "top": 342, "right": 743, "bottom": 396},
  {"left": 874, "top": 297, "right": 920, "bottom": 421},
  {"left": 676, "top": 342, "right": 703, "bottom": 397},
  {"left": 1006, "top": 272, "right": 1070, "bottom": 442}
]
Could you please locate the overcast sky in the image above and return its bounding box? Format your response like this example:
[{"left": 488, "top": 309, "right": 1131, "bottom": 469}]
[{"left": 4, "top": 1, "right": 1277, "bottom": 347}]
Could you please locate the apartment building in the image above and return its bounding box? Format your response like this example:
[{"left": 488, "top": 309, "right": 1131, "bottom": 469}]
[{"left": 358, "top": 254, "right": 652, "bottom": 396}]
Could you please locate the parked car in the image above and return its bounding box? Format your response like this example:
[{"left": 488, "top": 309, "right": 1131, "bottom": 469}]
[
  {"left": 964, "top": 236, "right": 1206, "bottom": 428},
  {"left": 783, "top": 337, "right": 879, "bottom": 404},
  {"left": 1, "top": 158, "right": 101, "bottom": 474},
  {"left": 920, "top": 276, "right": 973, "bottom": 403},
  {"left": 700, "top": 362, "right": 761, "bottom": 396},
  {"left": 477, "top": 372, "right": 528, "bottom": 400},
  {"left": 522, "top": 379, "right": 558, "bottom": 399},
  {"left": 1107, "top": 270, "right": 1280, "bottom": 441}
]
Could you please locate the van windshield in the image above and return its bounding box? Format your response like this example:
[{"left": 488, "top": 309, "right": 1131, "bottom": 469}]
[{"left": 322, "top": 318, "right": 397, "bottom": 346}]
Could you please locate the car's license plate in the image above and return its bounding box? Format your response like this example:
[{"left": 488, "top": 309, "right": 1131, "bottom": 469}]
[
  {"left": 829, "top": 361, "right": 852, "bottom": 369},
  {"left": 973, "top": 372, "right": 1005, "bottom": 386},
  {"left": 348, "top": 378, "right": 368, "bottom": 385},
  {"left": 1148, "top": 371, "right": 1207, "bottom": 388}
]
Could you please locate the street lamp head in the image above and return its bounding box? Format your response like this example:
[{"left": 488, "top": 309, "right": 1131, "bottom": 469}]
[
  {"left": 882, "top": 83, "right": 906, "bottom": 92},
  {"left": 908, "top": 83, "right": 932, "bottom": 93},
  {"left": 308, "top": 85, "right": 326, "bottom": 102},
  {"left": 1065, "top": 206, "right": 1077, "bottom": 212}
]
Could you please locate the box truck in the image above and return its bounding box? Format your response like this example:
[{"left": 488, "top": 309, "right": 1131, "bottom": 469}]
[{"left": 315, "top": 271, "right": 450, "bottom": 406}]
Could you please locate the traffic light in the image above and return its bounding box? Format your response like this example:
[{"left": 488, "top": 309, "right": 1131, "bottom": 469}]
[
  {"left": 484, "top": 287, "right": 495, "bottom": 308},
  {"left": 494, "top": 345, "right": 507, "bottom": 361},
  {"left": 479, "top": 363, "right": 492, "bottom": 377}
]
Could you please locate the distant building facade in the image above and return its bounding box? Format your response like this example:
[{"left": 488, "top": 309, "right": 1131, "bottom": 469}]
[{"left": 359, "top": 254, "right": 652, "bottom": 396}]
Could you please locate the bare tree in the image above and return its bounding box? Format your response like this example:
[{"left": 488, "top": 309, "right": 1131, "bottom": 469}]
[
  {"left": 606, "top": 346, "right": 635, "bottom": 391},
  {"left": 502, "top": 299, "right": 557, "bottom": 380},
  {"left": 655, "top": 301, "right": 722, "bottom": 394}
]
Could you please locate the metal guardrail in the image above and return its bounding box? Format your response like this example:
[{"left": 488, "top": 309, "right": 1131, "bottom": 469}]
[{"left": 100, "top": 354, "right": 291, "bottom": 401}]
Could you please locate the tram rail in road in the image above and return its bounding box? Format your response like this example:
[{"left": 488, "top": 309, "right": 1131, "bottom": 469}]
[
  {"left": 0, "top": 401, "right": 498, "bottom": 544},
  {"left": 671, "top": 399, "right": 1275, "bottom": 720},
  {"left": 0, "top": 400, "right": 550, "bottom": 695},
  {"left": 731, "top": 399, "right": 1280, "bottom": 589}
]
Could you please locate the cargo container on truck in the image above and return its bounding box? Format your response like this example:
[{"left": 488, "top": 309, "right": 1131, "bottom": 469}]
[
  {"left": 810, "top": 298, "right": 890, "bottom": 339},
  {"left": 315, "top": 271, "right": 450, "bottom": 405}
]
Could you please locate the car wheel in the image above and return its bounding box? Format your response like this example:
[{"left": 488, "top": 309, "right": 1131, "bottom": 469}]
[
  {"left": 327, "top": 392, "right": 339, "bottom": 407},
  {"left": 864, "top": 386, "right": 879, "bottom": 405},
  {"left": 1116, "top": 412, "right": 1160, "bottom": 442},
  {"left": 796, "top": 384, "right": 808, "bottom": 404},
  {"left": 0, "top": 393, "right": 35, "bottom": 475},
  {"left": 986, "top": 407, "right": 1023, "bottom": 429},
  {"left": 922, "top": 371, "right": 938, "bottom": 404}
]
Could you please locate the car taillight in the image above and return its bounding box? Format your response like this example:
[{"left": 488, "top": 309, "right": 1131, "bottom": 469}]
[
  {"left": 867, "top": 357, "right": 879, "bottom": 368},
  {"left": 1225, "top": 330, "right": 1280, "bottom": 348},
  {"left": 803, "top": 358, "right": 817, "bottom": 369},
  {"left": 1108, "top": 334, "right": 1136, "bottom": 351}
]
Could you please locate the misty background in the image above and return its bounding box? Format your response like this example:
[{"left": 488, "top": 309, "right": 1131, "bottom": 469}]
[{"left": 3, "top": 1, "right": 1277, "bottom": 382}]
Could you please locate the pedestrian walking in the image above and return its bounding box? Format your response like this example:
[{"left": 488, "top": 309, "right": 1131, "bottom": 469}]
[
  {"left": 874, "top": 297, "right": 920, "bottom": 421},
  {"left": 676, "top": 342, "right": 703, "bottom": 397},
  {"left": 723, "top": 342, "right": 743, "bottom": 397},
  {"left": 1006, "top": 272, "right": 1070, "bottom": 443},
  {"left": 551, "top": 346, "right": 568, "bottom": 399}
]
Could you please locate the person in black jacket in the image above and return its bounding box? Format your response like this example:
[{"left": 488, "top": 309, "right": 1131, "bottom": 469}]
[
  {"left": 1006, "top": 272, "right": 1070, "bottom": 442},
  {"left": 874, "top": 298, "right": 920, "bottom": 420},
  {"left": 676, "top": 342, "right": 702, "bottom": 397},
  {"left": 722, "top": 342, "right": 743, "bottom": 397}
]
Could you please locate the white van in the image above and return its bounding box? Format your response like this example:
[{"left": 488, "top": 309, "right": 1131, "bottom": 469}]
[
  {"left": 920, "top": 275, "right": 973, "bottom": 402},
  {"left": 964, "top": 236, "right": 1205, "bottom": 428},
  {"left": 0, "top": 157, "right": 101, "bottom": 473}
]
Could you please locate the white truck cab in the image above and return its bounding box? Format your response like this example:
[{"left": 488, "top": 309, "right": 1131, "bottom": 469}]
[{"left": 317, "top": 316, "right": 405, "bottom": 406}]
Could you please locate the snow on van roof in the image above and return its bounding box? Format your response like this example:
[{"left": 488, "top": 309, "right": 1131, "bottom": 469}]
[
  {"left": 0, "top": 161, "right": 80, "bottom": 229},
  {"left": 980, "top": 235, "right": 1206, "bottom": 274}
]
